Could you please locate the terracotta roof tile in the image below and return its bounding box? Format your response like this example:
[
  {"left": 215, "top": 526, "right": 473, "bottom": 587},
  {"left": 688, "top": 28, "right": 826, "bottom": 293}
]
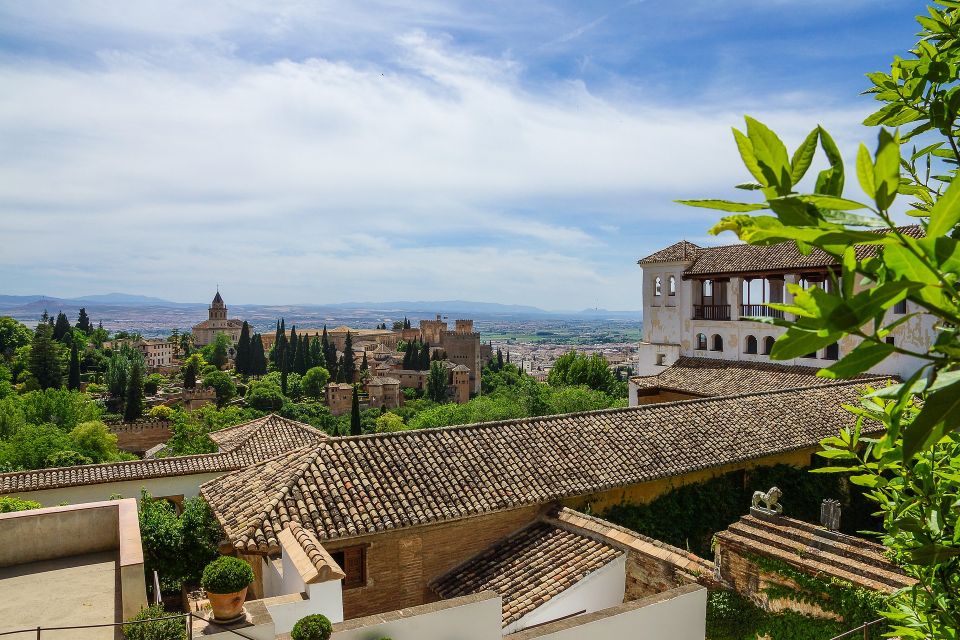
[
  {"left": 200, "top": 380, "right": 886, "bottom": 553},
  {"left": 0, "top": 414, "right": 327, "bottom": 495},
  {"left": 631, "top": 357, "right": 889, "bottom": 397},
  {"left": 430, "top": 519, "right": 621, "bottom": 626},
  {"left": 637, "top": 240, "right": 702, "bottom": 264}
]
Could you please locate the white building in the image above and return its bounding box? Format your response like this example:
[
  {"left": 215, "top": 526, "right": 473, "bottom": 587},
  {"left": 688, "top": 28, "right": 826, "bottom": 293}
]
[{"left": 632, "top": 228, "right": 936, "bottom": 386}]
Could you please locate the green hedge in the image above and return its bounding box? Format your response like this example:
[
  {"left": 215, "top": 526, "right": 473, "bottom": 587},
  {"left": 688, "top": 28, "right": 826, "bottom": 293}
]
[{"left": 600, "top": 464, "right": 878, "bottom": 557}]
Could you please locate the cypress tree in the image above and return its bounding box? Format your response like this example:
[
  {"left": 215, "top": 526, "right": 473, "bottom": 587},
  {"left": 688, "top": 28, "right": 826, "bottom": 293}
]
[
  {"left": 294, "top": 333, "right": 308, "bottom": 375},
  {"left": 287, "top": 326, "right": 298, "bottom": 373},
  {"left": 342, "top": 331, "right": 356, "bottom": 382},
  {"left": 309, "top": 337, "right": 322, "bottom": 371},
  {"left": 123, "top": 363, "right": 144, "bottom": 422},
  {"left": 250, "top": 334, "right": 267, "bottom": 376},
  {"left": 29, "top": 322, "right": 63, "bottom": 389},
  {"left": 53, "top": 311, "right": 71, "bottom": 342},
  {"left": 280, "top": 347, "right": 289, "bottom": 396},
  {"left": 402, "top": 343, "right": 412, "bottom": 370},
  {"left": 236, "top": 321, "right": 251, "bottom": 375},
  {"left": 76, "top": 308, "right": 92, "bottom": 334},
  {"left": 68, "top": 340, "right": 81, "bottom": 390},
  {"left": 271, "top": 320, "right": 282, "bottom": 368},
  {"left": 496, "top": 349, "right": 504, "bottom": 370},
  {"left": 361, "top": 351, "right": 369, "bottom": 371},
  {"left": 350, "top": 386, "right": 361, "bottom": 436},
  {"left": 336, "top": 356, "right": 346, "bottom": 382},
  {"left": 419, "top": 341, "right": 431, "bottom": 371}
]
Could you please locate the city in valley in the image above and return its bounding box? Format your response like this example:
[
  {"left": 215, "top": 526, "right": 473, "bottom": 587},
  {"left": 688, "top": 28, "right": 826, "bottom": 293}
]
[{"left": 0, "top": 4, "right": 954, "bottom": 640}]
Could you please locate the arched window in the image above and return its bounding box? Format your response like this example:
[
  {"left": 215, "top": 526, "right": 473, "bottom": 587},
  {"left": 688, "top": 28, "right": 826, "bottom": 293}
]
[
  {"left": 703, "top": 279, "right": 713, "bottom": 297},
  {"left": 696, "top": 333, "right": 707, "bottom": 350},
  {"left": 711, "top": 334, "right": 723, "bottom": 352},
  {"left": 762, "top": 336, "right": 775, "bottom": 355},
  {"left": 654, "top": 276, "right": 662, "bottom": 297},
  {"left": 668, "top": 276, "right": 676, "bottom": 296},
  {"left": 823, "top": 342, "right": 839, "bottom": 361},
  {"left": 745, "top": 335, "right": 758, "bottom": 354}
]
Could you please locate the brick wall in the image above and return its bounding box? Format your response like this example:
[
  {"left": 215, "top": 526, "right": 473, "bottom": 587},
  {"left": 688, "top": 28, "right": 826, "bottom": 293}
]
[
  {"left": 108, "top": 420, "right": 172, "bottom": 454},
  {"left": 325, "top": 504, "right": 544, "bottom": 619}
]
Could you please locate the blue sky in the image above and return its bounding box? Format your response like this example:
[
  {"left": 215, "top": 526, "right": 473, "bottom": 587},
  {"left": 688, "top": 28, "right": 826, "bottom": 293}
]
[{"left": 0, "top": 1, "right": 923, "bottom": 310}]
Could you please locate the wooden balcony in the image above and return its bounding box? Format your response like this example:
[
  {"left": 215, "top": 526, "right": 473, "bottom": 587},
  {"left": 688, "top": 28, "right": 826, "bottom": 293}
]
[
  {"left": 693, "top": 304, "right": 731, "bottom": 321},
  {"left": 740, "top": 304, "right": 785, "bottom": 319}
]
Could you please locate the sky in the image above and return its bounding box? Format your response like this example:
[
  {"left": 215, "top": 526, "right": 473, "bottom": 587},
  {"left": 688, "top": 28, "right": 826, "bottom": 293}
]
[{"left": 0, "top": 1, "right": 924, "bottom": 311}]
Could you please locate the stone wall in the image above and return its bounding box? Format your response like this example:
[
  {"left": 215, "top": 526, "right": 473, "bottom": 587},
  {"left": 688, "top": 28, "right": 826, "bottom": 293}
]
[{"left": 108, "top": 419, "right": 172, "bottom": 454}]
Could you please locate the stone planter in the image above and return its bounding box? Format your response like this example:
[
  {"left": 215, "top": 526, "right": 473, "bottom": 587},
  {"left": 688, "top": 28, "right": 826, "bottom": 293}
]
[{"left": 206, "top": 587, "right": 248, "bottom": 622}]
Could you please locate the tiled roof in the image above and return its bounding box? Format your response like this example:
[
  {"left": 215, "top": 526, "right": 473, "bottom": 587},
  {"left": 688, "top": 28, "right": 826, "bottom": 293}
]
[
  {"left": 431, "top": 519, "right": 621, "bottom": 626},
  {"left": 639, "top": 225, "right": 925, "bottom": 276},
  {"left": 279, "top": 522, "right": 346, "bottom": 584},
  {"left": 200, "top": 380, "right": 884, "bottom": 553},
  {"left": 715, "top": 514, "right": 915, "bottom": 594},
  {"left": 631, "top": 357, "right": 890, "bottom": 397},
  {"left": 0, "top": 414, "right": 327, "bottom": 495},
  {"left": 637, "top": 240, "right": 702, "bottom": 264},
  {"left": 367, "top": 377, "right": 400, "bottom": 385}
]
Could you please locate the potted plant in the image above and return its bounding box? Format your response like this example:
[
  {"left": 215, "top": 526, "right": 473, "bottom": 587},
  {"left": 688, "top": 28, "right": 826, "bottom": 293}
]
[
  {"left": 200, "top": 556, "right": 255, "bottom": 622},
  {"left": 290, "top": 614, "right": 332, "bottom": 640}
]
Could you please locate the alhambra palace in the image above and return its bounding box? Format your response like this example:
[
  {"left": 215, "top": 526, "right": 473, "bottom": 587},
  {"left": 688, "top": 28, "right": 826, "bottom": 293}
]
[{"left": 0, "top": 229, "right": 935, "bottom": 639}]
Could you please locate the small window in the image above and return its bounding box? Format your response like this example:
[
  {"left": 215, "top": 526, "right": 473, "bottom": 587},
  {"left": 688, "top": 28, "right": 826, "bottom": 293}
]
[
  {"left": 711, "top": 334, "right": 723, "bottom": 352},
  {"left": 823, "top": 342, "right": 839, "bottom": 361},
  {"left": 762, "top": 336, "right": 775, "bottom": 355},
  {"left": 703, "top": 280, "right": 713, "bottom": 297},
  {"left": 654, "top": 277, "right": 662, "bottom": 297},
  {"left": 656, "top": 353, "right": 666, "bottom": 366},
  {"left": 696, "top": 333, "right": 707, "bottom": 350},
  {"left": 745, "top": 335, "right": 758, "bottom": 354},
  {"left": 886, "top": 336, "right": 895, "bottom": 346},
  {"left": 668, "top": 276, "right": 676, "bottom": 296},
  {"left": 330, "top": 545, "right": 367, "bottom": 589},
  {"left": 893, "top": 300, "right": 907, "bottom": 314}
]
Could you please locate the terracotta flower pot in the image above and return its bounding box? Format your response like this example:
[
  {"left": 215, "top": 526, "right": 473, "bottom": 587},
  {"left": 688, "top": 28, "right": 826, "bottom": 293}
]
[{"left": 206, "top": 587, "right": 248, "bottom": 621}]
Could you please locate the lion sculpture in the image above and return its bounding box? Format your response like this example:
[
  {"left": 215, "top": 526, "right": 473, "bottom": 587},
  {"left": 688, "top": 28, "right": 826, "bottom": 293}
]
[{"left": 751, "top": 486, "right": 783, "bottom": 515}]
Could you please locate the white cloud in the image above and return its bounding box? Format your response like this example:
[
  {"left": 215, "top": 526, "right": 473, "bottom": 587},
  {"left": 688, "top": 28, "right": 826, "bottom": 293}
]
[{"left": 0, "top": 20, "right": 876, "bottom": 309}]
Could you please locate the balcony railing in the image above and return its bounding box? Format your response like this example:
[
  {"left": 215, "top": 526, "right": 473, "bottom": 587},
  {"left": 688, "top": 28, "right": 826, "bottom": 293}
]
[
  {"left": 693, "top": 304, "right": 731, "bottom": 321},
  {"left": 740, "top": 304, "right": 785, "bottom": 319}
]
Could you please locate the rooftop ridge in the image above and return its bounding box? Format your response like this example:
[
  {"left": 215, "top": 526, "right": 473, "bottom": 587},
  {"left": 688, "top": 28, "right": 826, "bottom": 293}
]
[{"left": 328, "top": 377, "right": 888, "bottom": 444}]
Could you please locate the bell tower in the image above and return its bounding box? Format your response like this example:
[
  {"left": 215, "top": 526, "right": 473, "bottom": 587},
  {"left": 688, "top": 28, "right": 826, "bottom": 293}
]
[{"left": 209, "top": 290, "right": 227, "bottom": 322}]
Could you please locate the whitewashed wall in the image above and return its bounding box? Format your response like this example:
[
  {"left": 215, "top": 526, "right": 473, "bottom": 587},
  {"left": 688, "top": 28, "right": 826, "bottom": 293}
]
[{"left": 8, "top": 472, "right": 223, "bottom": 507}]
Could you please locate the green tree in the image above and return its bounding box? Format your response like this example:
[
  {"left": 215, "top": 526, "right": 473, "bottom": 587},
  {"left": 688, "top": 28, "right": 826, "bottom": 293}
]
[
  {"left": 206, "top": 333, "right": 230, "bottom": 370},
  {"left": 52, "top": 311, "right": 71, "bottom": 342},
  {"left": 547, "top": 351, "right": 620, "bottom": 396},
  {"left": 342, "top": 331, "right": 356, "bottom": 382},
  {"left": 29, "top": 322, "right": 63, "bottom": 390},
  {"left": 0, "top": 316, "right": 32, "bottom": 361},
  {"left": 235, "top": 321, "right": 251, "bottom": 376},
  {"left": 271, "top": 319, "right": 283, "bottom": 369},
  {"left": 68, "top": 420, "right": 122, "bottom": 463},
  {"left": 374, "top": 412, "right": 406, "bottom": 433},
  {"left": 287, "top": 326, "right": 298, "bottom": 373},
  {"left": 105, "top": 348, "right": 131, "bottom": 397},
  {"left": 250, "top": 334, "right": 267, "bottom": 376},
  {"left": 124, "top": 362, "right": 144, "bottom": 422},
  {"left": 202, "top": 370, "right": 237, "bottom": 408},
  {"left": 181, "top": 353, "right": 204, "bottom": 389},
  {"left": 67, "top": 340, "right": 81, "bottom": 390},
  {"left": 76, "top": 308, "right": 92, "bottom": 334},
  {"left": 418, "top": 341, "right": 431, "bottom": 371},
  {"left": 426, "top": 361, "right": 447, "bottom": 403},
  {"left": 143, "top": 373, "right": 165, "bottom": 396},
  {"left": 246, "top": 379, "right": 285, "bottom": 411},
  {"left": 302, "top": 366, "right": 331, "bottom": 401},
  {"left": 678, "top": 6, "right": 960, "bottom": 629},
  {"left": 350, "top": 386, "right": 361, "bottom": 436},
  {"left": 294, "top": 332, "right": 308, "bottom": 376},
  {"left": 3, "top": 423, "right": 71, "bottom": 469}
]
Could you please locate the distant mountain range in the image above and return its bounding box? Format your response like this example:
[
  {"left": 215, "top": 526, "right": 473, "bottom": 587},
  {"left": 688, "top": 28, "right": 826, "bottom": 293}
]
[{"left": 0, "top": 294, "right": 640, "bottom": 317}]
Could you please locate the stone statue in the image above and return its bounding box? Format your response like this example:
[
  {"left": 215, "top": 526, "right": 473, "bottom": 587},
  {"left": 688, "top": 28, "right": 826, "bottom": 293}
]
[{"left": 751, "top": 486, "right": 783, "bottom": 515}]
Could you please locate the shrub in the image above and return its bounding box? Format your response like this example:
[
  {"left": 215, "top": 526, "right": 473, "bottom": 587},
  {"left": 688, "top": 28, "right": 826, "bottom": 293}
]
[
  {"left": 201, "top": 556, "right": 254, "bottom": 594},
  {"left": 149, "top": 405, "right": 174, "bottom": 420},
  {"left": 45, "top": 449, "right": 93, "bottom": 467},
  {"left": 290, "top": 614, "right": 332, "bottom": 640},
  {"left": 0, "top": 496, "right": 41, "bottom": 513},
  {"left": 143, "top": 373, "right": 166, "bottom": 396},
  {"left": 123, "top": 604, "right": 186, "bottom": 640},
  {"left": 246, "top": 380, "right": 284, "bottom": 411}
]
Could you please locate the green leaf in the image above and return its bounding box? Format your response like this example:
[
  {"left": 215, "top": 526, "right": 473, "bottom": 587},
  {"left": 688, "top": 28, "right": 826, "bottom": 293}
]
[
  {"left": 769, "top": 327, "right": 842, "bottom": 360},
  {"left": 790, "top": 128, "right": 819, "bottom": 186},
  {"left": 873, "top": 129, "right": 901, "bottom": 210},
  {"left": 815, "top": 127, "right": 845, "bottom": 197},
  {"left": 902, "top": 378, "right": 960, "bottom": 459},
  {"left": 735, "top": 182, "right": 764, "bottom": 191},
  {"left": 798, "top": 195, "right": 871, "bottom": 211},
  {"left": 674, "top": 200, "right": 768, "bottom": 212},
  {"left": 732, "top": 128, "right": 767, "bottom": 186},
  {"left": 856, "top": 144, "right": 876, "bottom": 199},
  {"left": 927, "top": 174, "right": 960, "bottom": 237},
  {"left": 908, "top": 544, "right": 960, "bottom": 565},
  {"left": 746, "top": 116, "right": 791, "bottom": 194},
  {"left": 884, "top": 244, "right": 940, "bottom": 285},
  {"left": 819, "top": 341, "right": 894, "bottom": 379}
]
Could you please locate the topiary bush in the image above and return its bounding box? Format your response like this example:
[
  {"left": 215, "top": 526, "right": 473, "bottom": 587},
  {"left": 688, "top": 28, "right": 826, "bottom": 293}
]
[
  {"left": 290, "top": 614, "right": 333, "bottom": 640},
  {"left": 200, "top": 556, "right": 254, "bottom": 594},
  {"left": 123, "top": 604, "right": 186, "bottom": 640}
]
